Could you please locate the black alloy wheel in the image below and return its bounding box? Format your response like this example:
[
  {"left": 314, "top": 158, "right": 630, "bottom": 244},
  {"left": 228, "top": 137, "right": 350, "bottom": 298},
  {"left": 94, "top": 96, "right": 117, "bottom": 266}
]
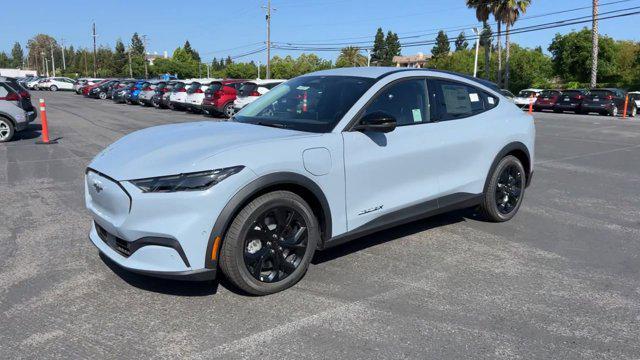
[
  {"left": 479, "top": 155, "right": 526, "bottom": 222},
  {"left": 494, "top": 163, "right": 523, "bottom": 215}
]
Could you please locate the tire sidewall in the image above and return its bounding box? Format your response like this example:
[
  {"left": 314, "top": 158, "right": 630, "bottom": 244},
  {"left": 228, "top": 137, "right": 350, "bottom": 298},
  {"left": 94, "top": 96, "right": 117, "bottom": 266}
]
[
  {"left": 222, "top": 192, "right": 319, "bottom": 295},
  {"left": 484, "top": 155, "right": 526, "bottom": 222},
  {"left": 0, "top": 117, "right": 15, "bottom": 143},
  {"left": 223, "top": 102, "right": 235, "bottom": 118},
  {"left": 99, "top": 92, "right": 107, "bottom": 100},
  {"left": 50, "top": 85, "right": 58, "bottom": 92}
]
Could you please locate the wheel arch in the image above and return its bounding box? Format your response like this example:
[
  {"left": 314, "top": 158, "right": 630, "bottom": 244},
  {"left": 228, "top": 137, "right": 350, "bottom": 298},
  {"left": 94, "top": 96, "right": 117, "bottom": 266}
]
[
  {"left": 484, "top": 142, "right": 532, "bottom": 193},
  {"left": 204, "top": 172, "right": 332, "bottom": 269},
  {"left": 0, "top": 112, "right": 16, "bottom": 127}
]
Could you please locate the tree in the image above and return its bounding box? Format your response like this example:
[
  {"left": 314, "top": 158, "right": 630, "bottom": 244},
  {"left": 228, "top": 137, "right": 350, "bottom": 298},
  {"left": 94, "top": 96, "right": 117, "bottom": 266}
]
[
  {"left": 466, "top": 0, "right": 494, "bottom": 80},
  {"left": 384, "top": 31, "right": 401, "bottom": 66},
  {"left": 183, "top": 40, "right": 201, "bottom": 62},
  {"left": 130, "top": 33, "right": 145, "bottom": 56},
  {"left": 455, "top": 32, "right": 468, "bottom": 51},
  {"left": 224, "top": 62, "right": 258, "bottom": 79},
  {"left": 113, "top": 39, "right": 127, "bottom": 76},
  {"left": 336, "top": 46, "right": 368, "bottom": 67},
  {"left": 591, "top": 0, "right": 599, "bottom": 87},
  {"left": 0, "top": 52, "right": 10, "bottom": 68},
  {"left": 548, "top": 28, "right": 618, "bottom": 83},
  {"left": 27, "top": 34, "right": 59, "bottom": 75},
  {"left": 495, "top": 0, "right": 531, "bottom": 89},
  {"left": 11, "top": 42, "right": 24, "bottom": 68},
  {"left": 431, "top": 31, "right": 450, "bottom": 58},
  {"left": 371, "top": 28, "right": 386, "bottom": 65}
]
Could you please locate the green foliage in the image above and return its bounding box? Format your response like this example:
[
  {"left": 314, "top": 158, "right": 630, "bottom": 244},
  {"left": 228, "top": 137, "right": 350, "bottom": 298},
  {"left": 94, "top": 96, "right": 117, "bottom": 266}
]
[
  {"left": 336, "top": 46, "right": 368, "bottom": 67},
  {"left": 130, "top": 33, "right": 145, "bottom": 56},
  {"left": 455, "top": 32, "right": 468, "bottom": 51},
  {"left": 548, "top": 28, "right": 618, "bottom": 83},
  {"left": 384, "top": 31, "right": 401, "bottom": 66},
  {"left": 432, "top": 31, "right": 450, "bottom": 58},
  {"left": 371, "top": 28, "right": 386, "bottom": 65},
  {"left": 224, "top": 62, "right": 258, "bottom": 79},
  {"left": 11, "top": 42, "right": 24, "bottom": 68},
  {"left": 183, "top": 40, "right": 201, "bottom": 62},
  {"left": 0, "top": 52, "right": 10, "bottom": 67}
]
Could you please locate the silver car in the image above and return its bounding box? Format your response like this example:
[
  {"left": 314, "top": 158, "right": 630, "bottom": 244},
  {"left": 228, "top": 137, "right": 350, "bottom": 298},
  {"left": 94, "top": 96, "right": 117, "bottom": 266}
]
[{"left": 0, "top": 77, "right": 37, "bottom": 142}]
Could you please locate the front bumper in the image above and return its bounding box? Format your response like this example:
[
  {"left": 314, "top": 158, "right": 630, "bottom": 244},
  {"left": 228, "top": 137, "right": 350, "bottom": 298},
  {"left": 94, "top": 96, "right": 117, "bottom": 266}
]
[{"left": 85, "top": 167, "right": 257, "bottom": 280}]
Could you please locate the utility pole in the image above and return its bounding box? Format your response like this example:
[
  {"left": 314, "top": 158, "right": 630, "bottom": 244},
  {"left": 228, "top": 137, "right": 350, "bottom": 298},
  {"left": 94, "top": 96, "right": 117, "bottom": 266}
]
[
  {"left": 262, "top": 0, "right": 275, "bottom": 79},
  {"left": 42, "top": 52, "right": 48, "bottom": 77},
  {"left": 83, "top": 51, "right": 88, "bottom": 76},
  {"left": 590, "top": 0, "right": 599, "bottom": 88},
  {"left": 92, "top": 22, "right": 98, "bottom": 77},
  {"left": 128, "top": 50, "right": 133, "bottom": 78},
  {"left": 50, "top": 46, "right": 56, "bottom": 77},
  {"left": 472, "top": 28, "right": 480, "bottom": 78},
  {"left": 142, "top": 35, "right": 149, "bottom": 79},
  {"left": 60, "top": 38, "right": 67, "bottom": 70}
]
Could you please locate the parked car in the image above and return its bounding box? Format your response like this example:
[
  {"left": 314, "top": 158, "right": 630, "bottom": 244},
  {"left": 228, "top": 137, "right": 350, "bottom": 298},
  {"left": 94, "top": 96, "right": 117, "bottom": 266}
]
[
  {"left": 201, "top": 80, "right": 245, "bottom": 118},
  {"left": 25, "top": 77, "right": 43, "bottom": 89},
  {"left": 533, "top": 90, "right": 561, "bottom": 112},
  {"left": 88, "top": 80, "right": 120, "bottom": 99},
  {"left": 137, "top": 81, "right": 162, "bottom": 106},
  {"left": 84, "top": 67, "right": 534, "bottom": 295},
  {"left": 75, "top": 78, "right": 103, "bottom": 94},
  {"left": 124, "top": 80, "right": 146, "bottom": 104},
  {"left": 168, "top": 81, "right": 192, "bottom": 110},
  {"left": 513, "top": 88, "right": 542, "bottom": 108},
  {"left": 185, "top": 81, "right": 218, "bottom": 113},
  {"left": 82, "top": 79, "right": 111, "bottom": 96},
  {"left": 581, "top": 88, "right": 635, "bottom": 117},
  {"left": 0, "top": 77, "right": 37, "bottom": 142},
  {"left": 156, "top": 81, "right": 179, "bottom": 109},
  {"left": 500, "top": 89, "right": 515, "bottom": 101},
  {"left": 150, "top": 81, "right": 174, "bottom": 108},
  {"left": 112, "top": 82, "right": 134, "bottom": 104},
  {"left": 38, "top": 77, "right": 76, "bottom": 91},
  {"left": 627, "top": 91, "right": 640, "bottom": 110},
  {"left": 233, "top": 79, "right": 285, "bottom": 112},
  {"left": 553, "top": 89, "right": 589, "bottom": 114}
]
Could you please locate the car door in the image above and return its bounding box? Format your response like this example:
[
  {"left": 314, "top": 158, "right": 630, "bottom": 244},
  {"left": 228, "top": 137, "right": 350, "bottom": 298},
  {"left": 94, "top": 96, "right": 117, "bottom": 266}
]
[
  {"left": 428, "top": 78, "right": 498, "bottom": 198},
  {"left": 342, "top": 77, "right": 442, "bottom": 230}
]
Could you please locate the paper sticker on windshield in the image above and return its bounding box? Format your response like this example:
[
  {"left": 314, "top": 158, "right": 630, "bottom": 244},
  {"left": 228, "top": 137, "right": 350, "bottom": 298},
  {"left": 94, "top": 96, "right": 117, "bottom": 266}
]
[
  {"left": 412, "top": 109, "right": 422, "bottom": 123},
  {"left": 469, "top": 93, "right": 480, "bottom": 102},
  {"left": 296, "top": 86, "right": 310, "bottom": 90},
  {"left": 488, "top": 97, "right": 495, "bottom": 105}
]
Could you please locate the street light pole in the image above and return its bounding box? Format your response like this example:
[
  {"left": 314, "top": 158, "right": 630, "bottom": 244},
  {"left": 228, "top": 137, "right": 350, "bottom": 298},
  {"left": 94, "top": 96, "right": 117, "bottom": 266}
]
[
  {"left": 262, "top": 0, "right": 275, "bottom": 79},
  {"left": 51, "top": 46, "right": 56, "bottom": 77},
  {"left": 60, "top": 38, "right": 67, "bottom": 70},
  {"left": 472, "top": 27, "right": 480, "bottom": 78}
]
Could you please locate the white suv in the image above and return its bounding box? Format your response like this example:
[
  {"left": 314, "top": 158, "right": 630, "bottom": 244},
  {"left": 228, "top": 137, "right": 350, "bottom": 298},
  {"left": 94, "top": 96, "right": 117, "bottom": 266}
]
[
  {"left": 185, "top": 79, "right": 220, "bottom": 113},
  {"left": 169, "top": 80, "right": 193, "bottom": 110},
  {"left": 233, "top": 79, "right": 285, "bottom": 111},
  {"left": 40, "top": 77, "right": 76, "bottom": 91}
]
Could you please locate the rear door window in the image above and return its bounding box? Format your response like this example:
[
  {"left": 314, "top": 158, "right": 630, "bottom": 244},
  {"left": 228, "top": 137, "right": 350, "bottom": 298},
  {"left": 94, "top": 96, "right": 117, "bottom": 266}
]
[
  {"left": 238, "top": 83, "right": 257, "bottom": 96},
  {"left": 432, "top": 80, "right": 489, "bottom": 120}
]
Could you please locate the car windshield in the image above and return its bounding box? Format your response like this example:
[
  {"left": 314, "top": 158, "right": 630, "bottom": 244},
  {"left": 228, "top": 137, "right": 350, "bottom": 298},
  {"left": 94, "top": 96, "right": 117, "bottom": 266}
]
[
  {"left": 206, "top": 82, "right": 223, "bottom": 93},
  {"left": 234, "top": 75, "right": 375, "bottom": 133},
  {"left": 590, "top": 90, "right": 613, "bottom": 97},
  {"left": 540, "top": 90, "right": 559, "bottom": 97},
  {"left": 561, "top": 90, "right": 583, "bottom": 96}
]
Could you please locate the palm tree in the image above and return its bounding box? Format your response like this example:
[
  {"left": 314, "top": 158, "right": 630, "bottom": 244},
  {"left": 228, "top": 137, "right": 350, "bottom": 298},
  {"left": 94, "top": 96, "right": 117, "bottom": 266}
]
[
  {"left": 336, "top": 46, "right": 368, "bottom": 67},
  {"left": 466, "top": 0, "right": 493, "bottom": 79},
  {"left": 496, "top": 0, "right": 531, "bottom": 90},
  {"left": 590, "top": 0, "right": 599, "bottom": 88}
]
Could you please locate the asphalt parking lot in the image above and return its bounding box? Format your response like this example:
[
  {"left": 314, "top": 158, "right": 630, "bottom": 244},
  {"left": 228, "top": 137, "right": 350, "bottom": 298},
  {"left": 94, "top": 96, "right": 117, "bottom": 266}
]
[{"left": 1, "top": 91, "right": 640, "bottom": 359}]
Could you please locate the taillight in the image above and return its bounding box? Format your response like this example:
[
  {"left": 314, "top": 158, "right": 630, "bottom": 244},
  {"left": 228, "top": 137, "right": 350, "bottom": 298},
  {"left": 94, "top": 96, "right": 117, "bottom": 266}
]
[
  {"left": 19, "top": 91, "right": 30, "bottom": 98},
  {"left": 575, "top": 95, "right": 583, "bottom": 100},
  {"left": 213, "top": 90, "right": 224, "bottom": 99},
  {"left": 143, "top": 87, "right": 152, "bottom": 91},
  {"left": 250, "top": 91, "right": 261, "bottom": 96},
  {"left": 161, "top": 88, "right": 169, "bottom": 93},
  {"left": 133, "top": 87, "right": 139, "bottom": 91},
  {"left": 178, "top": 88, "right": 186, "bottom": 92},
  {"left": 606, "top": 95, "right": 614, "bottom": 100},
  {"left": 4, "top": 93, "right": 20, "bottom": 101},
  {"left": 195, "top": 88, "right": 203, "bottom": 94}
]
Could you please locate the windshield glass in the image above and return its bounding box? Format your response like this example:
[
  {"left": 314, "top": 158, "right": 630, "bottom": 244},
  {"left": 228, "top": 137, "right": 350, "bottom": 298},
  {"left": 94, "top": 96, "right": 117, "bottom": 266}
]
[
  {"left": 234, "top": 75, "right": 375, "bottom": 133},
  {"left": 590, "top": 90, "right": 613, "bottom": 97},
  {"left": 206, "top": 82, "right": 223, "bottom": 94},
  {"left": 517, "top": 90, "right": 536, "bottom": 98},
  {"left": 539, "top": 90, "right": 559, "bottom": 97},
  {"left": 561, "top": 90, "right": 582, "bottom": 96}
]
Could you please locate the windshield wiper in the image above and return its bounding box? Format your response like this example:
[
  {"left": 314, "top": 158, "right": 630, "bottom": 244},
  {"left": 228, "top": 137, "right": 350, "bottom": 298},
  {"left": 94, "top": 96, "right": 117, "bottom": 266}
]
[{"left": 256, "top": 121, "right": 287, "bottom": 129}]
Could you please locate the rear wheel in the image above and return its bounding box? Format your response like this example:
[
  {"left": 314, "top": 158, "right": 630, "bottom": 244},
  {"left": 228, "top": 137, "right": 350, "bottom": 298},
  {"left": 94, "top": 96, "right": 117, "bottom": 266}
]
[
  {"left": 0, "top": 117, "right": 15, "bottom": 143},
  {"left": 50, "top": 85, "right": 58, "bottom": 92},
  {"left": 219, "top": 191, "right": 319, "bottom": 295},
  {"left": 99, "top": 92, "right": 107, "bottom": 100},
  {"left": 610, "top": 106, "right": 619, "bottom": 117},
  {"left": 479, "top": 155, "right": 526, "bottom": 222},
  {"left": 223, "top": 102, "right": 235, "bottom": 118},
  {"left": 630, "top": 106, "right": 637, "bottom": 118}
]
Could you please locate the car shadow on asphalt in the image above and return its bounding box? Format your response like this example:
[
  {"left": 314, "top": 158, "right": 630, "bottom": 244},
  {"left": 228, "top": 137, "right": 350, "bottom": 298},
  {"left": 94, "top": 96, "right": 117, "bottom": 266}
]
[
  {"left": 312, "top": 207, "right": 476, "bottom": 265},
  {"left": 13, "top": 124, "right": 42, "bottom": 141}
]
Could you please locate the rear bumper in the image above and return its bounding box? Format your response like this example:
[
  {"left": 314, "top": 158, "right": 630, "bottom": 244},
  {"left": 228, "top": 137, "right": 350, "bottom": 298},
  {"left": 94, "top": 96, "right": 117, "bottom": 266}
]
[
  {"left": 554, "top": 104, "right": 580, "bottom": 111},
  {"left": 534, "top": 103, "right": 555, "bottom": 110},
  {"left": 581, "top": 104, "right": 612, "bottom": 113}
]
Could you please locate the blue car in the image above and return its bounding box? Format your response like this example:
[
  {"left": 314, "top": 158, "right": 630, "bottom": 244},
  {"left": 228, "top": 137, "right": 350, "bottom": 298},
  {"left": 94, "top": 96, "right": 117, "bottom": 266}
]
[
  {"left": 125, "top": 80, "right": 146, "bottom": 104},
  {"left": 85, "top": 67, "right": 535, "bottom": 295}
]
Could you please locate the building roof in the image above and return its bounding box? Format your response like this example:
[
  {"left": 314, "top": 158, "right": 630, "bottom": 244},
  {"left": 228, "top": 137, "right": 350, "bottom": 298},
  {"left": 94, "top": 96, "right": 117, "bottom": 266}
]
[{"left": 392, "top": 53, "right": 432, "bottom": 64}]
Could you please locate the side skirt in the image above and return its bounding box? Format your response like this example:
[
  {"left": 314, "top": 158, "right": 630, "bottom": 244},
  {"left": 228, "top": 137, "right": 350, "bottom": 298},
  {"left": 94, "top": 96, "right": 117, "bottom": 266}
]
[{"left": 321, "top": 193, "right": 482, "bottom": 250}]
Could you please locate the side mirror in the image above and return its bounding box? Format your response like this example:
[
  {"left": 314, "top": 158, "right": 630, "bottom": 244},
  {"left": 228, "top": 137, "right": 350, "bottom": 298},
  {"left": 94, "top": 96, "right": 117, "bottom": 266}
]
[{"left": 354, "top": 111, "right": 397, "bottom": 133}]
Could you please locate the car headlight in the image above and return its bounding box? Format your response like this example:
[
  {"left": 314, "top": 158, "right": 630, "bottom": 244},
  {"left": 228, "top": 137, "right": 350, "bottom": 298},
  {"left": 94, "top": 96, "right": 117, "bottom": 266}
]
[{"left": 130, "top": 166, "right": 244, "bottom": 193}]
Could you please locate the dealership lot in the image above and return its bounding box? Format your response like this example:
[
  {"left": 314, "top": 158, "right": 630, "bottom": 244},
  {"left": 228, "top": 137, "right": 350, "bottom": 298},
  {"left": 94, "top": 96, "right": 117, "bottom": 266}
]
[{"left": 1, "top": 91, "right": 640, "bottom": 359}]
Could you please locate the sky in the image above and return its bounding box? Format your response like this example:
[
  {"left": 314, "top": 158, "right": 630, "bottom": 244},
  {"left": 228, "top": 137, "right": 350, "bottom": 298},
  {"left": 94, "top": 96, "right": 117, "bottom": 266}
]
[{"left": 1, "top": 0, "right": 639, "bottom": 64}]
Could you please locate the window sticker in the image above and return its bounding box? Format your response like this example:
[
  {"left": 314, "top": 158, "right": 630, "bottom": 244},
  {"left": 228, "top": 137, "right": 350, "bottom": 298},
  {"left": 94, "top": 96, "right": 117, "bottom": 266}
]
[
  {"left": 412, "top": 108, "right": 422, "bottom": 123},
  {"left": 442, "top": 85, "right": 472, "bottom": 115},
  {"left": 469, "top": 93, "right": 480, "bottom": 102},
  {"left": 488, "top": 97, "right": 495, "bottom": 105}
]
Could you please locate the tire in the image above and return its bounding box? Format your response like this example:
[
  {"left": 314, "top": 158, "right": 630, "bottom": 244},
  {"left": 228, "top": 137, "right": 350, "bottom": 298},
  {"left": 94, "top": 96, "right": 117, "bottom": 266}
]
[
  {"left": 610, "top": 106, "right": 619, "bottom": 117},
  {"left": 630, "top": 106, "right": 637, "bottom": 118},
  {"left": 479, "top": 155, "right": 526, "bottom": 222},
  {"left": 219, "top": 191, "right": 319, "bottom": 295},
  {"left": 222, "top": 102, "right": 235, "bottom": 118},
  {"left": 99, "top": 92, "right": 107, "bottom": 100},
  {"left": 0, "top": 117, "right": 15, "bottom": 143},
  {"left": 50, "top": 85, "right": 58, "bottom": 92},
  {"left": 152, "top": 96, "right": 161, "bottom": 108}
]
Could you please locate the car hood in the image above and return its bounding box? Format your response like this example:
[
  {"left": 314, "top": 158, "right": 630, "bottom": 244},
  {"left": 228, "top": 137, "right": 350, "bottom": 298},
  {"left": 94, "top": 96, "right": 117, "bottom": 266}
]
[{"left": 89, "top": 121, "right": 307, "bottom": 180}]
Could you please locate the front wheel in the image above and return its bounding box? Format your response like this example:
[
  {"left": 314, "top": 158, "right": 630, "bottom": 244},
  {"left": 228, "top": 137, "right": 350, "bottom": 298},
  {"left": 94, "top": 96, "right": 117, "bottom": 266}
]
[
  {"left": 50, "top": 85, "right": 58, "bottom": 92},
  {"left": 0, "top": 117, "right": 15, "bottom": 142},
  {"left": 223, "top": 102, "right": 235, "bottom": 118},
  {"left": 219, "top": 191, "right": 319, "bottom": 295},
  {"left": 99, "top": 92, "right": 107, "bottom": 100},
  {"left": 610, "top": 106, "right": 619, "bottom": 117},
  {"left": 479, "top": 155, "right": 526, "bottom": 222}
]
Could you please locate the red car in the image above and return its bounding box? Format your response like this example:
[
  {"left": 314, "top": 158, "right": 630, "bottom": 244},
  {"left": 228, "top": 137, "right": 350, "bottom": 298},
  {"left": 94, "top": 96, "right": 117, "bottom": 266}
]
[
  {"left": 82, "top": 79, "right": 110, "bottom": 96},
  {"left": 201, "top": 80, "right": 246, "bottom": 118},
  {"left": 533, "top": 90, "right": 561, "bottom": 112}
]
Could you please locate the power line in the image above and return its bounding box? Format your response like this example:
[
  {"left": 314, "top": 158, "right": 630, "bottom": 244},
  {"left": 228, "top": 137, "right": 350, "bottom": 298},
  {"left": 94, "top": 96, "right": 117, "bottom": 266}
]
[{"left": 271, "top": 8, "right": 640, "bottom": 52}]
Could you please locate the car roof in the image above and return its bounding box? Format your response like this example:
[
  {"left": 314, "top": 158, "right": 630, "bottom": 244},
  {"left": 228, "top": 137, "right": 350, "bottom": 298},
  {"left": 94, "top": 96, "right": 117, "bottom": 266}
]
[{"left": 305, "top": 67, "right": 500, "bottom": 92}]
